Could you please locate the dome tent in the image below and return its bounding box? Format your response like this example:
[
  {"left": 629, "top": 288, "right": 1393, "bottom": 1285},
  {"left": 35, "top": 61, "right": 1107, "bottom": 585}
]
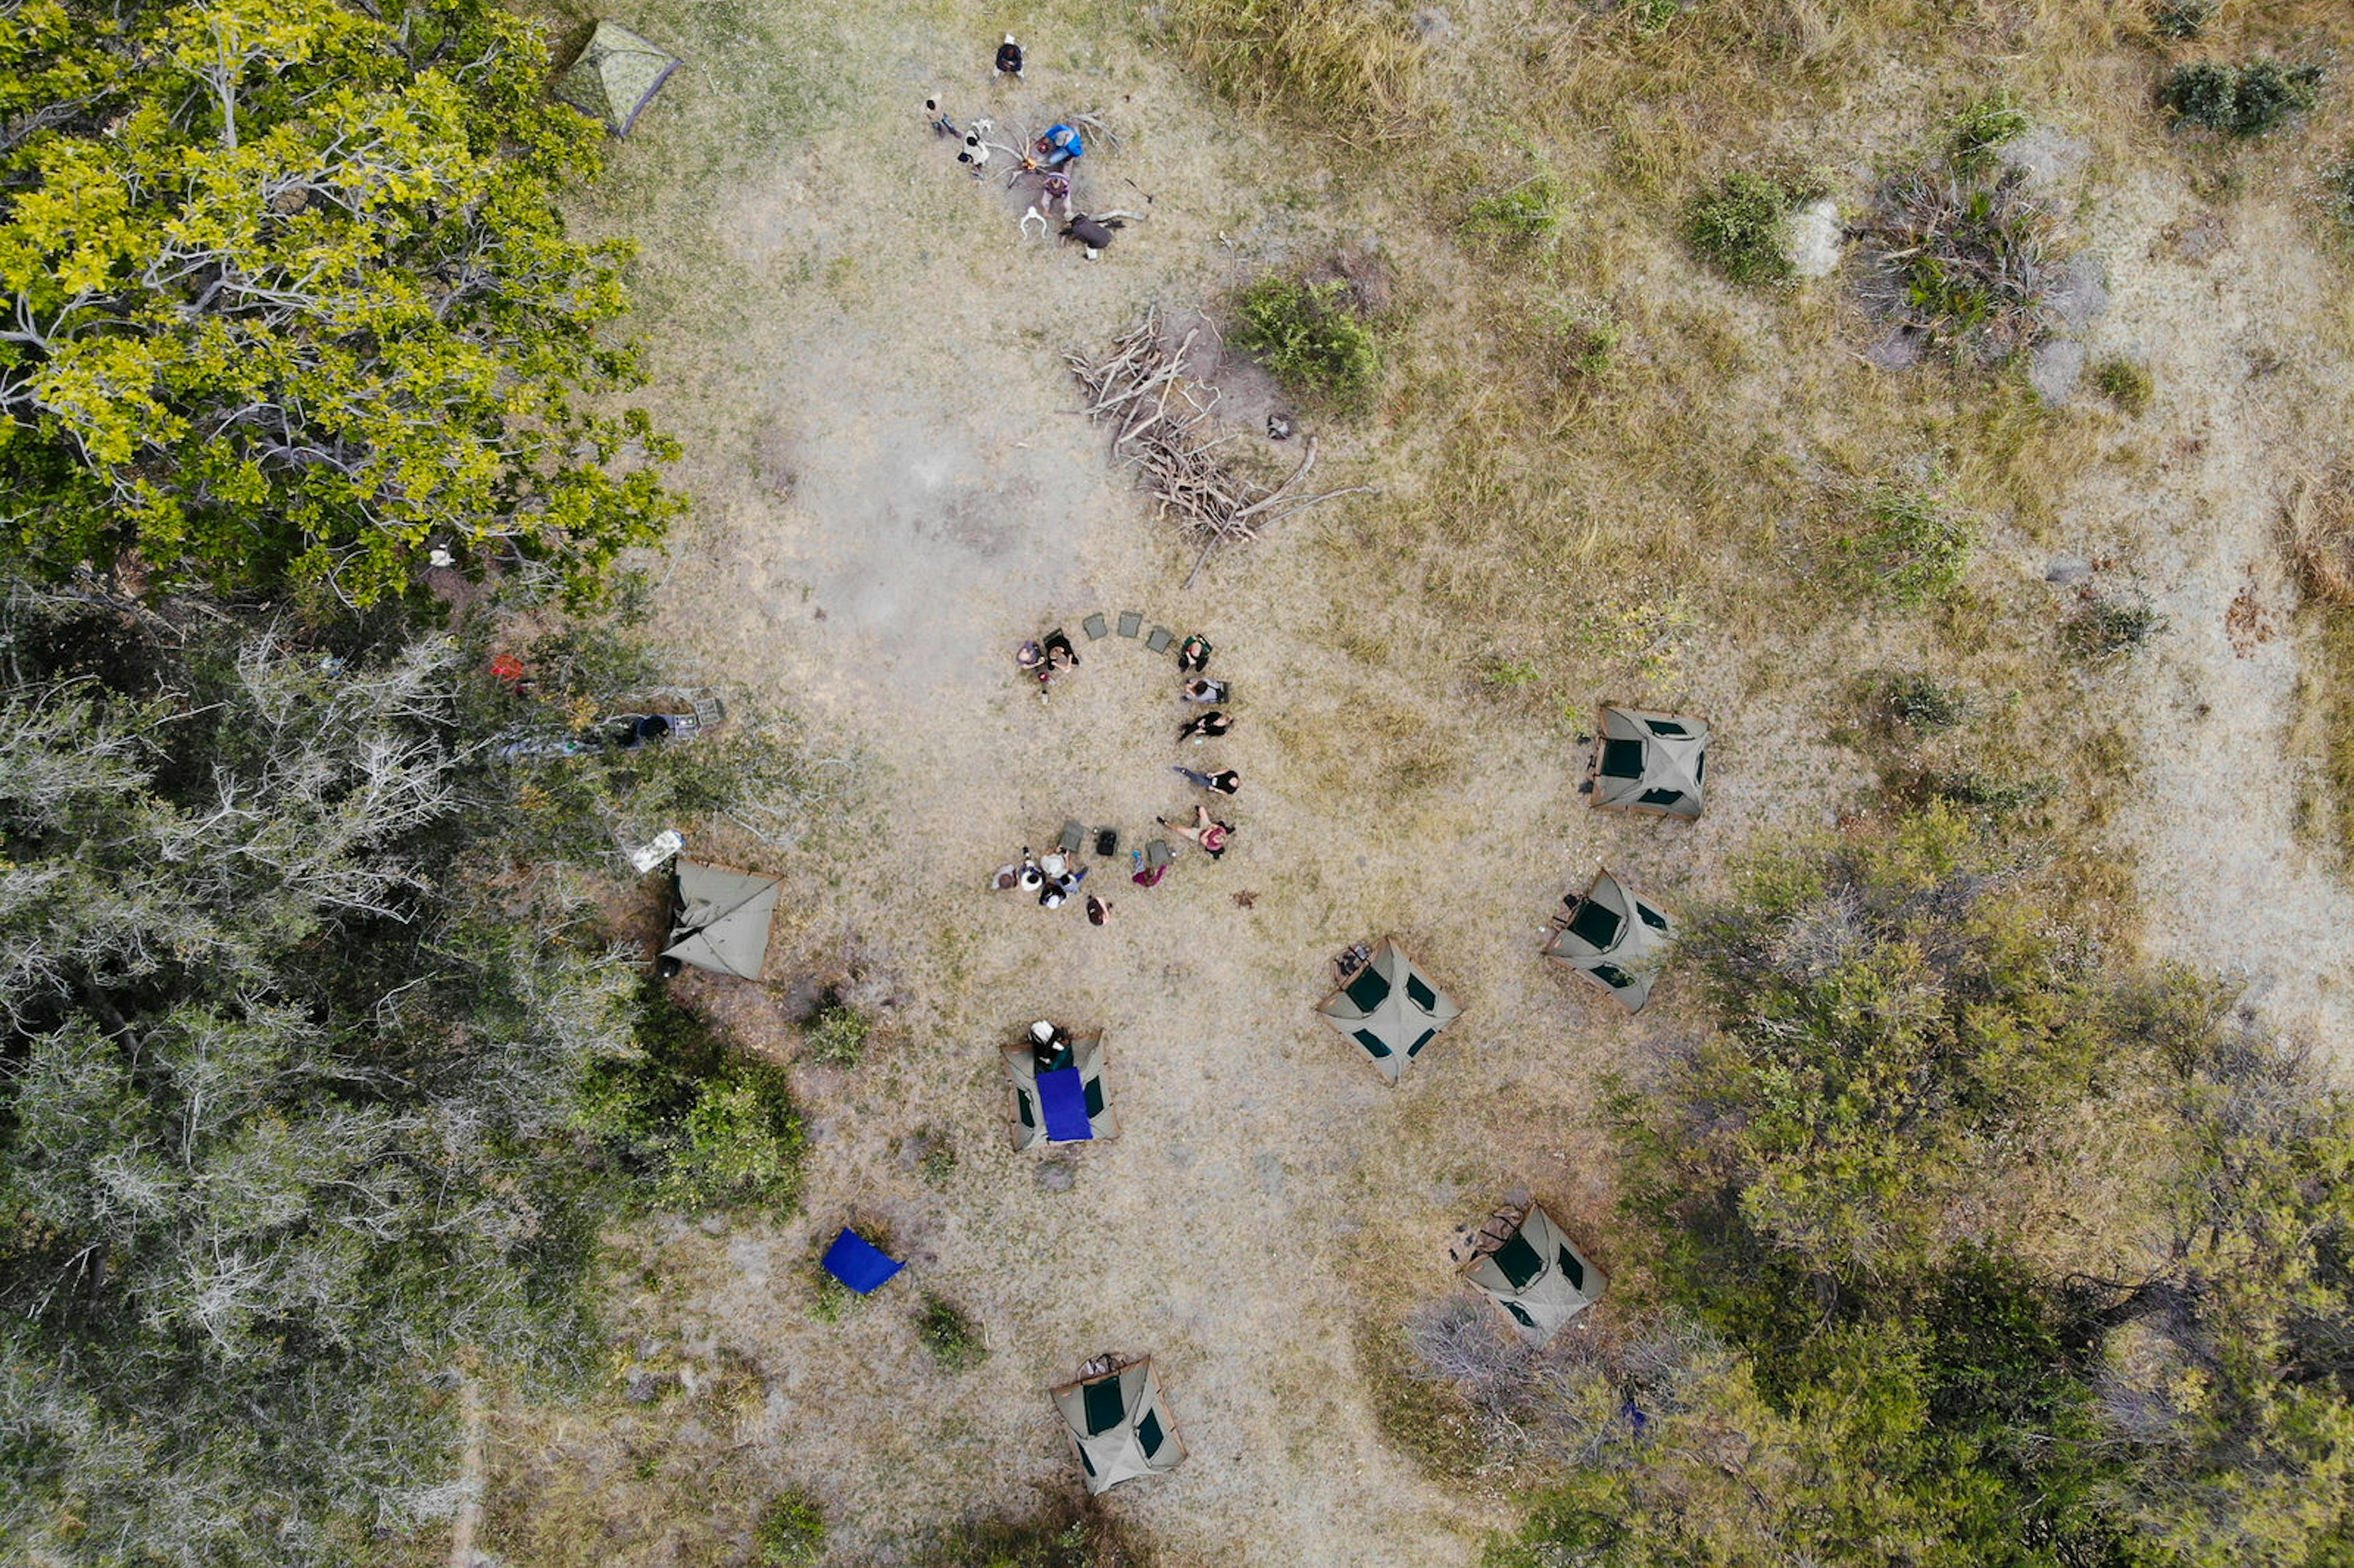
[
  {"left": 1544, "top": 867, "right": 1676, "bottom": 1012},
  {"left": 1460, "top": 1203, "right": 1607, "bottom": 1347},
  {"left": 555, "top": 20, "right": 680, "bottom": 135},
  {"left": 661, "top": 859, "right": 780, "bottom": 980},
  {"left": 1585, "top": 706, "right": 1710, "bottom": 819},
  {"left": 1051, "top": 1355, "right": 1186, "bottom": 1494},
  {"left": 1316, "top": 940, "right": 1461, "bottom": 1084},
  {"left": 1003, "top": 1027, "right": 1119, "bottom": 1151}
]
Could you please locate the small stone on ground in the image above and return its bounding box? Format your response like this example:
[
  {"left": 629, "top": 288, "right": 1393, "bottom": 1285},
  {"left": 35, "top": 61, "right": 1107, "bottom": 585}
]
[
  {"left": 2030, "top": 338, "right": 2088, "bottom": 406},
  {"left": 1786, "top": 197, "right": 1843, "bottom": 280}
]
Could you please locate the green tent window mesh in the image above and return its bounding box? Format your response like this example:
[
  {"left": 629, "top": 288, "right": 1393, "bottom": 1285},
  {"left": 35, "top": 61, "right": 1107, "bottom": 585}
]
[
  {"left": 1078, "top": 1444, "right": 1097, "bottom": 1475},
  {"left": 1083, "top": 1075, "right": 1105, "bottom": 1117},
  {"left": 1601, "top": 738, "right": 1645, "bottom": 778},
  {"left": 1636, "top": 901, "right": 1670, "bottom": 932},
  {"left": 1404, "top": 972, "right": 1438, "bottom": 1011},
  {"left": 1492, "top": 1230, "right": 1545, "bottom": 1290},
  {"left": 1505, "top": 1300, "right": 1536, "bottom": 1328},
  {"left": 1647, "top": 719, "right": 1689, "bottom": 736},
  {"left": 1405, "top": 1027, "right": 1438, "bottom": 1057},
  {"left": 1138, "top": 1410, "right": 1165, "bottom": 1456},
  {"left": 1017, "top": 1090, "right": 1035, "bottom": 1128},
  {"left": 1557, "top": 1245, "right": 1585, "bottom": 1292},
  {"left": 1637, "top": 788, "right": 1685, "bottom": 807},
  {"left": 1083, "top": 1378, "right": 1126, "bottom": 1436},
  {"left": 1345, "top": 967, "right": 1392, "bottom": 1011},
  {"left": 1569, "top": 899, "right": 1623, "bottom": 948},
  {"left": 1593, "top": 962, "right": 1636, "bottom": 989},
  {"left": 1694, "top": 752, "right": 1707, "bottom": 781},
  {"left": 1352, "top": 1027, "right": 1393, "bottom": 1059}
]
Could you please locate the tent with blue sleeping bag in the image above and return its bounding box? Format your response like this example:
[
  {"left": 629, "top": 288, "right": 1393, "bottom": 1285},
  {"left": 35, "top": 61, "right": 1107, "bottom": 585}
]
[
  {"left": 1316, "top": 940, "right": 1461, "bottom": 1084},
  {"left": 1460, "top": 1203, "right": 1606, "bottom": 1347},
  {"left": 820, "top": 1228, "right": 903, "bottom": 1295},
  {"left": 1003, "top": 1028, "right": 1118, "bottom": 1151}
]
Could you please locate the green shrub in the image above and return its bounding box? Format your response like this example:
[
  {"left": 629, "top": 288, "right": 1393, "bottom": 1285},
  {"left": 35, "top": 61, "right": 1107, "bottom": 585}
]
[
  {"left": 753, "top": 1491, "right": 826, "bottom": 1565},
  {"left": 1864, "top": 168, "right": 2065, "bottom": 359},
  {"left": 2093, "top": 357, "right": 2154, "bottom": 415},
  {"left": 2327, "top": 153, "right": 2354, "bottom": 235},
  {"left": 1543, "top": 299, "right": 1621, "bottom": 378},
  {"left": 809, "top": 1269, "right": 859, "bottom": 1324},
  {"left": 1461, "top": 172, "right": 1565, "bottom": 243},
  {"left": 2151, "top": 0, "right": 2217, "bottom": 38},
  {"left": 2063, "top": 592, "right": 2168, "bottom": 661},
  {"left": 2160, "top": 59, "right": 2324, "bottom": 136},
  {"left": 1838, "top": 485, "right": 1976, "bottom": 606},
  {"left": 1951, "top": 91, "right": 2030, "bottom": 171},
  {"left": 1872, "top": 672, "right": 1972, "bottom": 735},
  {"left": 1683, "top": 172, "right": 1796, "bottom": 285},
  {"left": 917, "top": 1295, "right": 989, "bottom": 1372},
  {"left": 580, "top": 981, "right": 808, "bottom": 1214},
  {"left": 1232, "top": 275, "right": 1382, "bottom": 407},
  {"left": 918, "top": 1131, "right": 958, "bottom": 1187},
  {"left": 1631, "top": 0, "right": 1685, "bottom": 35},
  {"left": 801, "top": 996, "right": 870, "bottom": 1066}
]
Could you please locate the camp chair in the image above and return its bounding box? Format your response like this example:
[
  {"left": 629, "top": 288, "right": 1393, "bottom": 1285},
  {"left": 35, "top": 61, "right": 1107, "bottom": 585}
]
[
  {"left": 1118, "top": 611, "right": 1143, "bottom": 638},
  {"left": 820, "top": 1228, "right": 903, "bottom": 1295},
  {"left": 1145, "top": 626, "right": 1175, "bottom": 654},
  {"left": 1094, "top": 827, "right": 1121, "bottom": 857},
  {"left": 1145, "top": 839, "right": 1172, "bottom": 870},
  {"left": 1059, "top": 820, "right": 1086, "bottom": 857},
  {"left": 1083, "top": 612, "right": 1110, "bottom": 640}
]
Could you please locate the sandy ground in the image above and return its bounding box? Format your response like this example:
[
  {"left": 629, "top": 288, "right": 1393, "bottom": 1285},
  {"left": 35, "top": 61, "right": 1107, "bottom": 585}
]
[{"left": 492, "top": 2, "right": 2354, "bottom": 1562}]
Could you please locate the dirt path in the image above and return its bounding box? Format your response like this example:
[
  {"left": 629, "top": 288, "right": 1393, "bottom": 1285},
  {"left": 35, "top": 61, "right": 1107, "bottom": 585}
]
[{"left": 2070, "top": 170, "right": 2354, "bottom": 1050}]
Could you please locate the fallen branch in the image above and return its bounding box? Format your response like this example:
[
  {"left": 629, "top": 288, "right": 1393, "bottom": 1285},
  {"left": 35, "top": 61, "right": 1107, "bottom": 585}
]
[{"left": 1067, "top": 307, "right": 1374, "bottom": 585}]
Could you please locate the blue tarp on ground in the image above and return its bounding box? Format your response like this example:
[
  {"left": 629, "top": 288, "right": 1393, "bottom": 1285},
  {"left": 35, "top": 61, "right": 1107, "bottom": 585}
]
[
  {"left": 1037, "top": 1066, "right": 1094, "bottom": 1142},
  {"left": 821, "top": 1228, "right": 904, "bottom": 1294}
]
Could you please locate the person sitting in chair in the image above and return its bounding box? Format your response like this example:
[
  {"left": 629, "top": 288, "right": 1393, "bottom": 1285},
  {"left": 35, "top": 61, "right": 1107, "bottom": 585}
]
[{"left": 1178, "top": 709, "right": 1231, "bottom": 743}]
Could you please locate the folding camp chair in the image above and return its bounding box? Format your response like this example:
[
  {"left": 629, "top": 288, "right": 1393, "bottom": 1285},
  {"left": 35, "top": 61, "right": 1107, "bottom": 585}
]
[
  {"left": 1094, "top": 826, "right": 1121, "bottom": 857},
  {"left": 1083, "top": 612, "right": 1110, "bottom": 641},
  {"left": 1117, "top": 611, "right": 1143, "bottom": 638},
  {"left": 1059, "top": 820, "right": 1086, "bottom": 857},
  {"left": 1145, "top": 626, "right": 1175, "bottom": 655},
  {"left": 1145, "top": 839, "right": 1172, "bottom": 870}
]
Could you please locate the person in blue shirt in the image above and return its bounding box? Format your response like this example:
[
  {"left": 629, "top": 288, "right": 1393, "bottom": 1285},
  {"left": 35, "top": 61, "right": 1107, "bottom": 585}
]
[{"left": 1038, "top": 123, "right": 1083, "bottom": 169}]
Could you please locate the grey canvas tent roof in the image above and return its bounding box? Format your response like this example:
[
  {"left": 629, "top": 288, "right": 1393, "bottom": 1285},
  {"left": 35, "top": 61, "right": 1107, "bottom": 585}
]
[
  {"left": 1544, "top": 867, "right": 1675, "bottom": 1013},
  {"left": 1002, "top": 1032, "right": 1119, "bottom": 1151},
  {"left": 1460, "top": 1204, "right": 1607, "bottom": 1347},
  {"left": 1051, "top": 1358, "right": 1186, "bottom": 1494},
  {"left": 1317, "top": 940, "right": 1461, "bottom": 1084},
  {"left": 1587, "top": 707, "right": 1710, "bottom": 819},
  {"left": 661, "top": 859, "right": 780, "bottom": 980},
  {"left": 555, "top": 21, "right": 679, "bottom": 135}
]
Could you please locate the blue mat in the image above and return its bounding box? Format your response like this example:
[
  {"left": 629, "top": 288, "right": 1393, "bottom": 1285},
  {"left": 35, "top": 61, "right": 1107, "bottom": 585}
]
[
  {"left": 1037, "top": 1066, "right": 1094, "bottom": 1143},
  {"left": 821, "top": 1228, "right": 904, "bottom": 1294}
]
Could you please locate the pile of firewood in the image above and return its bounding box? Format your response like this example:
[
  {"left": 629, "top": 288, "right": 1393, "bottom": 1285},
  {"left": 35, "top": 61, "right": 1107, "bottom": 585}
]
[{"left": 1065, "top": 308, "right": 1373, "bottom": 585}]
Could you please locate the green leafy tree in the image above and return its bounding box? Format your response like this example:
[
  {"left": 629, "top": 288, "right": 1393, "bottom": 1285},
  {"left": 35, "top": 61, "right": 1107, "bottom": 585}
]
[{"left": 0, "top": 0, "right": 680, "bottom": 607}]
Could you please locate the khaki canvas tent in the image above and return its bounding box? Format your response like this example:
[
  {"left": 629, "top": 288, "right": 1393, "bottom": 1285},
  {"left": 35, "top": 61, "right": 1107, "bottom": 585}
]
[
  {"left": 1585, "top": 707, "right": 1710, "bottom": 819},
  {"left": 555, "top": 21, "right": 680, "bottom": 135},
  {"left": 1003, "top": 1029, "right": 1118, "bottom": 1151},
  {"left": 1544, "top": 867, "right": 1675, "bottom": 1013},
  {"left": 1460, "top": 1203, "right": 1607, "bottom": 1347},
  {"left": 1052, "top": 1357, "right": 1186, "bottom": 1494},
  {"left": 661, "top": 859, "right": 780, "bottom": 980},
  {"left": 1317, "top": 940, "right": 1461, "bottom": 1084}
]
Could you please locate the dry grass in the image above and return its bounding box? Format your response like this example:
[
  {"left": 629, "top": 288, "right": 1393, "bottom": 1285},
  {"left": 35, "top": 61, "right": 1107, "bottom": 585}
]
[
  {"left": 1170, "top": 0, "right": 1426, "bottom": 140},
  {"left": 2286, "top": 473, "right": 2354, "bottom": 607}
]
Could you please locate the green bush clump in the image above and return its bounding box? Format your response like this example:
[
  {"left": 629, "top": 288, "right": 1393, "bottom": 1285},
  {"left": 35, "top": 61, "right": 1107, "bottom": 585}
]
[
  {"left": 2160, "top": 59, "right": 2324, "bottom": 136},
  {"left": 1462, "top": 173, "right": 1565, "bottom": 243},
  {"left": 1872, "top": 672, "right": 1973, "bottom": 735},
  {"left": 2093, "top": 357, "right": 2154, "bottom": 415},
  {"left": 1683, "top": 172, "right": 1796, "bottom": 285},
  {"left": 1232, "top": 275, "right": 1383, "bottom": 407},
  {"left": 2151, "top": 0, "right": 2217, "bottom": 38},
  {"left": 1543, "top": 299, "right": 1622, "bottom": 378},
  {"left": 753, "top": 1491, "right": 827, "bottom": 1565},
  {"left": 581, "top": 981, "right": 808, "bottom": 1213},
  {"left": 1838, "top": 485, "right": 1976, "bottom": 606},
  {"left": 917, "top": 1295, "right": 989, "bottom": 1372},
  {"left": 2064, "top": 591, "right": 2168, "bottom": 661},
  {"left": 1950, "top": 90, "right": 2030, "bottom": 170},
  {"left": 801, "top": 996, "right": 870, "bottom": 1066}
]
